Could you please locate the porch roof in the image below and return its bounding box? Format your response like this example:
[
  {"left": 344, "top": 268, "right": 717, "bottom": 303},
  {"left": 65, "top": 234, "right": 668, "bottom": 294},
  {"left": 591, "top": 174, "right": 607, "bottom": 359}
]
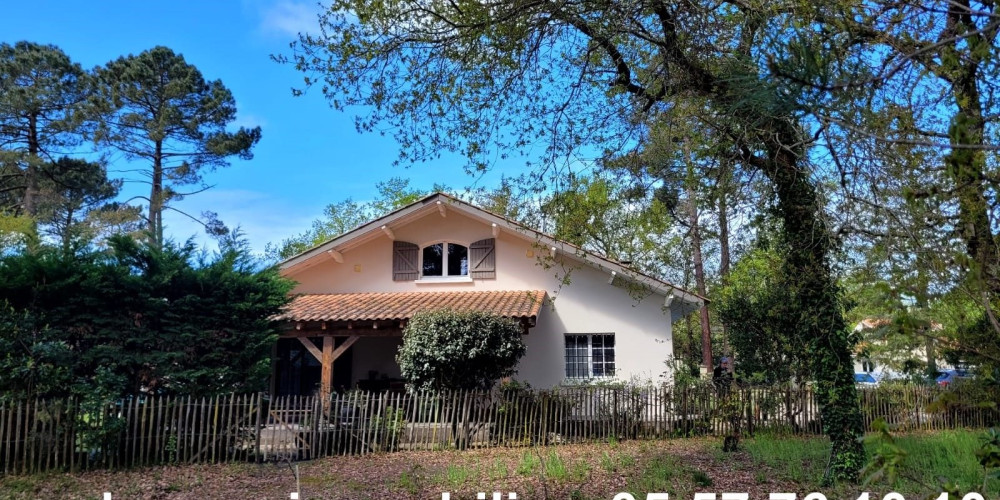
[{"left": 274, "top": 289, "right": 547, "bottom": 323}]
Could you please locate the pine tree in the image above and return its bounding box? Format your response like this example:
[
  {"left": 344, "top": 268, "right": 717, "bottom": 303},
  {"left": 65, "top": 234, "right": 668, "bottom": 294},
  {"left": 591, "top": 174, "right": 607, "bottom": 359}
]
[{"left": 93, "top": 46, "right": 261, "bottom": 247}]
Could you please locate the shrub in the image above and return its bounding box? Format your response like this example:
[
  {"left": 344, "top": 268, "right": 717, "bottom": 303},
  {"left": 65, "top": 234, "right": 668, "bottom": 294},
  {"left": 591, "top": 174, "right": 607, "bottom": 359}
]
[{"left": 397, "top": 309, "right": 526, "bottom": 391}]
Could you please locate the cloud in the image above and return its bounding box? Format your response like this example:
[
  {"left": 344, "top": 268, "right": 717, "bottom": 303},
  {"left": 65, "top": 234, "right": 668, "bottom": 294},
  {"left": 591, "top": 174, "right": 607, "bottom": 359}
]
[{"left": 256, "top": 0, "right": 322, "bottom": 38}]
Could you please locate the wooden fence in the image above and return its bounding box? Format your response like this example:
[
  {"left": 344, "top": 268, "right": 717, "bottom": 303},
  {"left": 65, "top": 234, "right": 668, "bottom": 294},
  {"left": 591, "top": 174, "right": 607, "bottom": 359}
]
[{"left": 1, "top": 383, "right": 996, "bottom": 475}]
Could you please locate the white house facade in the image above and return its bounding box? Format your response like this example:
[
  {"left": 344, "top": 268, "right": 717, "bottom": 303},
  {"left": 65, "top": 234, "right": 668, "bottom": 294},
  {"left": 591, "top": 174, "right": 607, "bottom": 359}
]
[{"left": 273, "top": 193, "right": 703, "bottom": 396}]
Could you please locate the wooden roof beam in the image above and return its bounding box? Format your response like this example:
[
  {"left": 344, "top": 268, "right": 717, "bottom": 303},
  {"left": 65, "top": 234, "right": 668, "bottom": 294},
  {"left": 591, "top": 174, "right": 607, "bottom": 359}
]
[
  {"left": 326, "top": 249, "right": 344, "bottom": 263},
  {"left": 297, "top": 337, "right": 323, "bottom": 362}
]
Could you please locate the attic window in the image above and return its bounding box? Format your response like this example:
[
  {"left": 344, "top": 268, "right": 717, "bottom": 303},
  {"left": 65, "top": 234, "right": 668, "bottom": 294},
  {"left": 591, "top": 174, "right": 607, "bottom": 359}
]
[{"left": 422, "top": 243, "right": 468, "bottom": 277}]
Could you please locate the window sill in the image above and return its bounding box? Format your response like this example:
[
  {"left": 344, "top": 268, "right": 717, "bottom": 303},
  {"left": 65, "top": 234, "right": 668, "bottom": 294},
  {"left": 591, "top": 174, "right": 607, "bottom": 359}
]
[
  {"left": 562, "top": 376, "right": 617, "bottom": 383},
  {"left": 414, "top": 277, "right": 473, "bottom": 284}
]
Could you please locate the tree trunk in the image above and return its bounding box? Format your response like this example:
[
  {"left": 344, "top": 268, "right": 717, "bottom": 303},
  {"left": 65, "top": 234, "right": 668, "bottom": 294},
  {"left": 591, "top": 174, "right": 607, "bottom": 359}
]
[
  {"left": 683, "top": 263, "right": 697, "bottom": 372},
  {"left": 935, "top": 4, "right": 1000, "bottom": 306},
  {"left": 686, "top": 156, "right": 713, "bottom": 374},
  {"left": 949, "top": 76, "right": 999, "bottom": 297},
  {"left": 716, "top": 164, "right": 732, "bottom": 355},
  {"left": 760, "top": 128, "right": 864, "bottom": 483},
  {"left": 62, "top": 205, "right": 75, "bottom": 254},
  {"left": 22, "top": 113, "right": 40, "bottom": 217},
  {"left": 150, "top": 140, "right": 164, "bottom": 247}
]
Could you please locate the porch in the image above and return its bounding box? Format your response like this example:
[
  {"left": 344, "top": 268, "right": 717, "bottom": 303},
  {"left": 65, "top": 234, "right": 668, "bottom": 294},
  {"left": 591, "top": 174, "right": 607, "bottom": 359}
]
[
  {"left": 270, "top": 289, "right": 546, "bottom": 399},
  {"left": 272, "top": 335, "right": 405, "bottom": 396}
]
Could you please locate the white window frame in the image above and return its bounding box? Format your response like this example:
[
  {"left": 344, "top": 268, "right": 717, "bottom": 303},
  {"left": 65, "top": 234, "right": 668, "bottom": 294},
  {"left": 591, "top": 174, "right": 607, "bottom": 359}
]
[
  {"left": 564, "top": 333, "right": 616, "bottom": 380},
  {"left": 418, "top": 241, "right": 469, "bottom": 279}
]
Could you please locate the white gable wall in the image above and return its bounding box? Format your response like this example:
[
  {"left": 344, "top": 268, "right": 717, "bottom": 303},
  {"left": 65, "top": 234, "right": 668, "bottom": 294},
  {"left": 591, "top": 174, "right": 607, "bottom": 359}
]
[{"left": 285, "top": 209, "right": 675, "bottom": 387}]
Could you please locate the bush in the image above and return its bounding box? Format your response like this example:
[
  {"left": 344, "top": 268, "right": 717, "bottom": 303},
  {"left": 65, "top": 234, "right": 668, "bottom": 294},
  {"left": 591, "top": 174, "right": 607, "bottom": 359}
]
[
  {"left": 0, "top": 234, "right": 293, "bottom": 399},
  {"left": 397, "top": 309, "right": 526, "bottom": 391}
]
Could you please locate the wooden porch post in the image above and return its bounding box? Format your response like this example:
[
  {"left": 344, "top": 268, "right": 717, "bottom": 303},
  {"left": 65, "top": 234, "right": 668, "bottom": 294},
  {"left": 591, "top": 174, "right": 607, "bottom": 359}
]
[
  {"left": 321, "top": 336, "right": 334, "bottom": 400},
  {"left": 295, "top": 334, "right": 362, "bottom": 399}
]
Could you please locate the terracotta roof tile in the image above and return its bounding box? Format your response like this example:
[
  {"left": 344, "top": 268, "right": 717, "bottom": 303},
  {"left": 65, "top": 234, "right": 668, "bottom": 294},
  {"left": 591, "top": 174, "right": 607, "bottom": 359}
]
[{"left": 275, "top": 290, "right": 547, "bottom": 322}]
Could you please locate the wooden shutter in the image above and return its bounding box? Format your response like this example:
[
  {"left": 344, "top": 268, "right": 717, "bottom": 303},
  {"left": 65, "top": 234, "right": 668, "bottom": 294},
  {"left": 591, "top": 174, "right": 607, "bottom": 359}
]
[
  {"left": 469, "top": 238, "right": 496, "bottom": 279},
  {"left": 392, "top": 241, "right": 419, "bottom": 281}
]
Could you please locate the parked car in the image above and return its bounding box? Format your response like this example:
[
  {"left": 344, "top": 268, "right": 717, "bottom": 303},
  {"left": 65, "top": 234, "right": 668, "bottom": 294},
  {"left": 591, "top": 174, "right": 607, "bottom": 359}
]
[
  {"left": 854, "top": 373, "right": 878, "bottom": 386},
  {"left": 936, "top": 369, "right": 972, "bottom": 387}
]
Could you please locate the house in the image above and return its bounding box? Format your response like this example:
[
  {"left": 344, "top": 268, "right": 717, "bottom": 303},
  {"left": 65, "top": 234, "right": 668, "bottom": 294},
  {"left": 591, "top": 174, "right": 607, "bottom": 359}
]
[
  {"left": 272, "top": 193, "right": 704, "bottom": 397},
  {"left": 852, "top": 318, "right": 953, "bottom": 380}
]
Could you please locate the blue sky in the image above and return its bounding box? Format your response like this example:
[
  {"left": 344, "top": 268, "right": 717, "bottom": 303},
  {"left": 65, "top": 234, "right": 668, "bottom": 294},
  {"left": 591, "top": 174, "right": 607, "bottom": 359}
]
[{"left": 1, "top": 1, "right": 512, "bottom": 254}]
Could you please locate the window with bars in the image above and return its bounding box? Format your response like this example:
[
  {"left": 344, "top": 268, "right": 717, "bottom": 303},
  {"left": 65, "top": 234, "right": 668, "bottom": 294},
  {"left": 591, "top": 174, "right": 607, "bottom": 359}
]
[{"left": 565, "top": 334, "right": 615, "bottom": 379}]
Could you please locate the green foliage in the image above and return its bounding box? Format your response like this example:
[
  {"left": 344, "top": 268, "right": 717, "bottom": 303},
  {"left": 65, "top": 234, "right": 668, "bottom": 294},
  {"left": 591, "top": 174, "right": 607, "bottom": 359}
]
[
  {"left": 716, "top": 246, "right": 807, "bottom": 383},
  {"left": 864, "top": 422, "right": 1000, "bottom": 496},
  {"left": 0, "top": 304, "right": 73, "bottom": 401},
  {"left": 0, "top": 232, "right": 293, "bottom": 399},
  {"left": 719, "top": 212, "right": 865, "bottom": 482},
  {"left": 74, "top": 366, "right": 129, "bottom": 455},
  {"left": 397, "top": 310, "right": 526, "bottom": 391},
  {"left": 93, "top": 46, "right": 261, "bottom": 246},
  {"left": 0, "top": 41, "right": 91, "bottom": 217},
  {"left": 516, "top": 450, "right": 541, "bottom": 476},
  {"left": 268, "top": 177, "right": 431, "bottom": 260},
  {"left": 34, "top": 156, "right": 137, "bottom": 253},
  {"left": 0, "top": 212, "right": 37, "bottom": 251},
  {"left": 542, "top": 173, "right": 673, "bottom": 277},
  {"left": 977, "top": 428, "right": 1000, "bottom": 489},
  {"left": 289, "top": 0, "right": 867, "bottom": 479}
]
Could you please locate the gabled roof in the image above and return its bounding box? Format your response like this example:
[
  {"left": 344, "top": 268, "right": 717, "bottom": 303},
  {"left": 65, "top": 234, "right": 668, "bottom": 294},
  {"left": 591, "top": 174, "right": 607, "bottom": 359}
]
[
  {"left": 279, "top": 192, "right": 705, "bottom": 308},
  {"left": 274, "top": 290, "right": 547, "bottom": 323}
]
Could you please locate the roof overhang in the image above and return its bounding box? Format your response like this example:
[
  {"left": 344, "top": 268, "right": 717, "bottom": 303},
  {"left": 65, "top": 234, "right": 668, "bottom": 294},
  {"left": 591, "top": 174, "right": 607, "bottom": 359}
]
[
  {"left": 278, "top": 193, "right": 706, "bottom": 310},
  {"left": 275, "top": 289, "right": 546, "bottom": 323}
]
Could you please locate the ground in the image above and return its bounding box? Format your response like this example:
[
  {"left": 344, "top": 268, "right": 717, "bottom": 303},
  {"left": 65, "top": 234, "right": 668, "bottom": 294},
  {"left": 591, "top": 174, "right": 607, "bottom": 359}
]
[{"left": 1, "top": 432, "right": 996, "bottom": 499}]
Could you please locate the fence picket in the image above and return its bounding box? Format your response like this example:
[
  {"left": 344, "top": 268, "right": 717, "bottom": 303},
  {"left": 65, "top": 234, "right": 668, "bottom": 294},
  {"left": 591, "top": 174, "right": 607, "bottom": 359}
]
[{"left": 0, "top": 384, "right": 997, "bottom": 476}]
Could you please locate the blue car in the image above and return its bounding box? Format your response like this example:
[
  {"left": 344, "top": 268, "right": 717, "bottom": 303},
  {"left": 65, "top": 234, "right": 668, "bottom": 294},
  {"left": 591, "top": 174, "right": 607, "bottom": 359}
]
[
  {"left": 936, "top": 369, "right": 971, "bottom": 387},
  {"left": 854, "top": 373, "right": 878, "bottom": 386}
]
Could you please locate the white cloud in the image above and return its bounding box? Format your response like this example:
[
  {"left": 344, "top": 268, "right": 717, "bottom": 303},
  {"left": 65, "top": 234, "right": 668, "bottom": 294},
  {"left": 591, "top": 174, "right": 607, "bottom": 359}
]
[{"left": 256, "top": 0, "right": 323, "bottom": 38}]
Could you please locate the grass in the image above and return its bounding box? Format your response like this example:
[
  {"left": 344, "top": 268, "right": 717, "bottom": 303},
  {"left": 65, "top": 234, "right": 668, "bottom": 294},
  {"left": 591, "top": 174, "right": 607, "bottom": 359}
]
[
  {"left": 516, "top": 450, "right": 541, "bottom": 476},
  {"left": 395, "top": 465, "right": 425, "bottom": 495},
  {"left": 599, "top": 449, "right": 637, "bottom": 474},
  {"left": 599, "top": 451, "right": 615, "bottom": 472},
  {"left": 627, "top": 454, "right": 683, "bottom": 498},
  {"left": 743, "top": 434, "right": 831, "bottom": 484},
  {"left": 691, "top": 469, "right": 713, "bottom": 487},
  {"left": 544, "top": 450, "right": 569, "bottom": 480},
  {"left": 888, "top": 431, "right": 993, "bottom": 489},
  {"left": 570, "top": 459, "right": 591, "bottom": 481},
  {"left": 443, "top": 463, "right": 472, "bottom": 488},
  {"left": 490, "top": 457, "right": 509, "bottom": 480},
  {"left": 743, "top": 430, "right": 1000, "bottom": 496}
]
